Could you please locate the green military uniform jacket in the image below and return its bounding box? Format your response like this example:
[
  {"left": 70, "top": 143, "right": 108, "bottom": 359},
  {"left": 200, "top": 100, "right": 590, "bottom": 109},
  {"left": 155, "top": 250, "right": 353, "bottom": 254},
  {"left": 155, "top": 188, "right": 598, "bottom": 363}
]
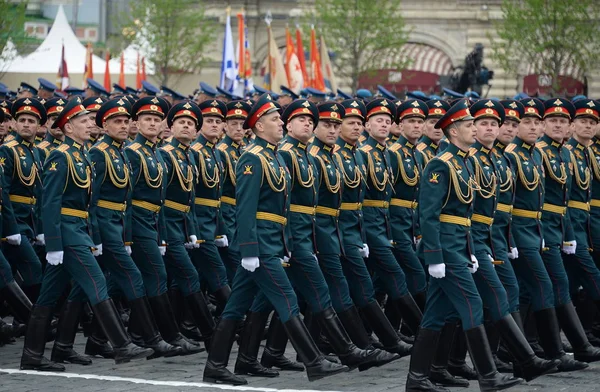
[
  {"left": 588, "top": 137, "right": 600, "bottom": 247},
  {"left": 217, "top": 135, "right": 241, "bottom": 251},
  {"left": 37, "top": 134, "right": 63, "bottom": 164},
  {"left": 190, "top": 134, "right": 223, "bottom": 243},
  {"left": 419, "top": 143, "right": 475, "bottom": 266},
  {"left": 0, "top": 134, "right": 43, "bottom": 239},
  {"left": 333, "top": 137, "right": 366, "bottom": 248},
  {"left": 359, "top": 136, "right": 393, "bottom": 248},
  {"left": 310, "top": 138, "right": 343, "bottom": 255},
  {"left": 388, "top": 136, "right": 423, "bottom": 246},
  {"left": 565, "top": 138, "right": 593, "bottom": 250},
  {"left": 536, "top": 134, "right": 575, "bottom": 246},
  {"left": 280, "top": 135, "right": 317, "bottom": 255},
  {"left": 89, "top": 135, "right": 132, "bottom": 246},
  {"left": 416, "top": 135, "right": 448, "bottom": 166},
  {"left": 505, "top": 137, "right": 545, "bottom": 249},
  {"left": 490, "top": 141, "right": 516, "bottom": 256},
  {"left": 124, "top": 134, "right": 167, "bottom": 244},
  {"left": 235, "top": 136, "right": 290, "bottom": 259},
  {"left": 159, "top": 138, "right": 198, "bottom": 243},
  {"left": 42, "top": 137, "right": 96, "bottom": 252}
]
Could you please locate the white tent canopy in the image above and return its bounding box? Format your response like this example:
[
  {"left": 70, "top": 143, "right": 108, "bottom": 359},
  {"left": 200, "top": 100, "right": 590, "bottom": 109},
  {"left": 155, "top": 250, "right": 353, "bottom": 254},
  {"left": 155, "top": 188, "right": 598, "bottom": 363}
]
[{"left": 1, "top": 5, "right": 153, "bottom": 76}]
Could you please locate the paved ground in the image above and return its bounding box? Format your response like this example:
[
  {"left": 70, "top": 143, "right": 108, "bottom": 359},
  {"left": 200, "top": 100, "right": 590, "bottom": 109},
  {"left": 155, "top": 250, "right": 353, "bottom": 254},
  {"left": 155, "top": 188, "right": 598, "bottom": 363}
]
[{"left": 1, "top": 334, "right": 600, "bottom": 392}]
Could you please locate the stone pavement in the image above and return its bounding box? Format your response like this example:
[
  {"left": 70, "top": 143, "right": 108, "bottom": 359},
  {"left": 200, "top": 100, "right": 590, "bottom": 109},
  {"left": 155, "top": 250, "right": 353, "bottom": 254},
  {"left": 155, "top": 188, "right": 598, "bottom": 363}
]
[{"left": 1, "top": 334, "right": 600, "bottom": 392}]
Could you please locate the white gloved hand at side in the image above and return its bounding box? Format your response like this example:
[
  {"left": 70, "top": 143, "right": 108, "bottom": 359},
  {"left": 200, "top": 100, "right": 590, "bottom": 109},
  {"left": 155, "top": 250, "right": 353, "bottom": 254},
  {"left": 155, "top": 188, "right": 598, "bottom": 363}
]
[
  {"left": 35, "top": 233, "right": 45, "bottom": 246},
  {"left": 185, "top": 235, "right": 199, "bottom": 249},
  {"left": 241, "top": 256, "right": 260, "bottom": 272},
  {"left": 562, "top": 240, "right": 577, "bottom": 254},
  {"left": 359, "top": 243, "right": 370, "bottom": 258},
  {"left": 215, "top": 235, "right": 228, "bottom": 247},
  {"left": 47, "top": 251, "right": 64, "bottom": 266},
  {"left": 428, "top": 263, "right": 446, "bottom": 279},
  {"left": 6, "top": 234, "right": 21, "bottom": 246},
  {"left": 92, "top": 244, "right": 102, "bottom": 256},
  {"left": 125, "top": 245, "right": 132, "bottom": 255},
  {"left": 508, "top": 247, "right": 519, "bottom": 260},
  {"left": 469, "top": 254, "right": 479, "bottom": 274}
]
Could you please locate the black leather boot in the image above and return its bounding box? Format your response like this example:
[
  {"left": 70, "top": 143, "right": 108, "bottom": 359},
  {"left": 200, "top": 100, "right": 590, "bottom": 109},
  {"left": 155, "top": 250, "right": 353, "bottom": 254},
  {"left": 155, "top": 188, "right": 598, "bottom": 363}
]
[
  {"left": 486, "top": 321, "right": 513, "bottom": 373},
  {"left": 317, "top": 307, "right": 393, "bottom": 372},
  {"left": 406, "top": 328, "right": 450, "bottom": 392},
  {"left": 413, "top": 291, "right": 427, "bottom": 312},
  {"left": 447, "top": 322, "right": 478, "bottom": 380},
  {"left": 496, "top": 314, "right": 559, "bottom": 382},
  {"left": 429, "top": 322, "right": 470, "bottom": 387},
  {"left": 261, "top": 313, "right": 304, "bottom": 371},
  {"left": 128, "top": 296, "right": 182, "bottom": 359},
  {"left": 522, "top": 305, "right": 545, "bottom": 358},
  {"left": 556, "top": 301, "right": 600, "bottom": 362},
  {"left": 147, "top": 293, "right": 203, "bottom": 356},
  {"left": 234, "top": 312, "right": 279, "bottom": 377},
  {"left": 20, "top": 305, "right": 65, "bottom": 371},
  {"left": 22, "top": 283, "right": 41, "bottom": 304},
  {"left": 337, "top": 306, "right": 400, "bottom": 369},
  {"left": 360, "top": 301, "right": 412, "bottom": 357},
  {"left": 534, "top": 307, "right": 588, "bottom": 371},
  {"left": 283, "top": 315, "right": 349, "bottom": 381},
  {"left": 84, "top": 313, "right": 115, "bottom": 359},
  {"left": 384, "top": 300, "right": 401, "bottom": 332},
  {"left": 185, "top": 291, "right": 216, "bottom": 351},
  {"left": 92, "top": 298, "right": 153, "bottom": 364},
  {"left": 51, "top": 301, "right": 92, "bottom": 365},
  {"left": 390, "top": 294, "right": 423, "bottom": 336},
  {"left": 0, "top": 318, "right": 15, "bottom": 343},
  {"left": 1, "top": 281, "right": 32, "bottom": 322},
  {"left": 203, "top": 318, "right": 247, "bottom": 385},
  {"left": 213, "top": 285, "right": 231, "bottom": 317},
  {"left": 465, "top": 325, "right": 523, "bottom": 391}
]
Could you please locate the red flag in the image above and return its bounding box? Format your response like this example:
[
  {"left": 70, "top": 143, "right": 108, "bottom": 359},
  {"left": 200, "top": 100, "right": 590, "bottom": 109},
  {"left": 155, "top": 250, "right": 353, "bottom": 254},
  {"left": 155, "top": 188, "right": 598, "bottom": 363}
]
[
  {"left": 296, "top": 27, "right": 309, "bottom": 87},
  {"left": 285, "top": 26, "right": 303, "bottom": 93},
  {"left": 141, "top": 57, "right": 146, "bottom": 82},
  {"left": 56, "top": 43, "right": 69, "bottom": 91},
  {"left": 103, "top": 50, "right": 111, "bottom": 91},
  {"left": 118, "top": 52, "right": 125, "bottom": 88},
  {"left": 310, "top": 27, "right": 325, "bottom": 91},
  {"left": 136, "top": 53, "right": 142, "bottom": 89},
  {"left": 237, "top": 12, "right": 245, "bottom": 79},
  {"left": 83, "top": 42, "right": 94, "bottom": 88}
]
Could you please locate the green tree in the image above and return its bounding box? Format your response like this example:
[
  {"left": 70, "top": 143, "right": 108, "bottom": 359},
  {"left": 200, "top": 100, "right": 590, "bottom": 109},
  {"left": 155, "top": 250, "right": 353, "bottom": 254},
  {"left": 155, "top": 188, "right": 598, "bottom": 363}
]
[
  {"left": 306, "top": 0, "right": 411, "bottom": 92},
  {"left": 489, "top": 0, "right": 600, "bottom": 96},
  {"left": 0, "top": 0, "right": 28, "bottom": 73},
  {"left": 120, "top": 0, "right": 216, "bottom": 86}
]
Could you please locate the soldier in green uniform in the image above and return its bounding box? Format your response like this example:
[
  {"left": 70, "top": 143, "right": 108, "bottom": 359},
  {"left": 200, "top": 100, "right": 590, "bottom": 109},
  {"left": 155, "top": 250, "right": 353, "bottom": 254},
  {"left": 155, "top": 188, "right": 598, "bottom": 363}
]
[
  {"left": 416, "top": 99, "right": 450, "bottom": 165},
  {"left": 157, "top": 97, "right": 216, "bottom": 351},
  {"left": 0, "top": 100, "right": 13, "bottom": 144},
  {"left": 537, "top": 98, "right": 600, "bottom": 362},
  {"left": 203, "top": 93, "right": 348, "bottom": 386},
  {"left": 406, "top": 99, "right": 523, "bottom": 392},
  {"left": 506, "top": 98, "right": 587, "bottom": 372},
  {"left": 0, "top": 98, "right": 46, "bottom": 304},
  {"left": 123, "top": 96, "right": 202, "bottom": 357},
  {"left": 588, "top": 101, "right": 600, "bottom": 290},
  {"left": 82, "top": 96, "right": 106, "bottom": 150},
  {"left": 21, "top": 98, "right": 153, "bottom": 372},
  {"left": 358, "top": 98, "right": 422, "bottom": 336},
  {"left": 190, "top": 99, "right": 231, "bottom": 314},
  {"left": 38, "top": 98, "right": 66, "bottom": 163},
  {"left": 333, "top": 98, "right": 412, "bottom": 357}
]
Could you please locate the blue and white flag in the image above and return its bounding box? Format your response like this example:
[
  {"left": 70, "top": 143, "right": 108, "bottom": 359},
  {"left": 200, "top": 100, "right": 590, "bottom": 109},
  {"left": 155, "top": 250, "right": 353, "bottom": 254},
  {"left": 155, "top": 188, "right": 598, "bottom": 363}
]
[{"left": 220, "top": 9, "right": 237, "bottom": 93}]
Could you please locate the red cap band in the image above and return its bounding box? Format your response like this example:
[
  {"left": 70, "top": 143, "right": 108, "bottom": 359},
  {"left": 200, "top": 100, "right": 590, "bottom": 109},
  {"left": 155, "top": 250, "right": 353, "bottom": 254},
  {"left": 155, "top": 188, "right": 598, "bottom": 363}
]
[
  {"left": 247, "top": 102, "right": 277, "bottom": 129},
  {"left": 575, "top": 107, "right": 599, "bottom": 120},
  {"left": 226, "top": 108, "right": 248, "bottom": 119},
  {"left": 319, "top": 111, "right": 342, "bottom": 122},
  {"left": 473, "top": 108, "right": 500, "bottom": 120},
  {"left": 367, "top": 106, "right": 392, "bottom": 119},
  {"left": 102, "top": 106, "right": 130, "bottom": 123},
  {"left": 437, "top": 108, "right": 472, "bottom": 130},
  {"left": 400, "top": 108, "right": 425, "bottom": 119},
  {"left": 56, "top": 104, "right": 86, "bottom": 129},
  {"left": 200, "top": 107, "right": 224, "bottom": 118},
  {"left": 344, "top": 107, "right": 364, "bottom": 119},
  {"left": 544, "top": 106, "right": 570, "bottom": 119},
  {"left": 173, "top": 109, "right": 198, "bottom": 123}
]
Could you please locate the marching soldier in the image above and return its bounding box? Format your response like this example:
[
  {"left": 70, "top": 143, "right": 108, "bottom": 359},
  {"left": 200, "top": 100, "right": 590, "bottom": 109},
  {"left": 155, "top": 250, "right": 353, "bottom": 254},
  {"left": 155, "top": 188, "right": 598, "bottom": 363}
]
[
  {"left": 190, "top": 99, "right": 231, "bottom": 314},
  {"left": 203, "top": 93, "right": 348, "bottom": 386},
  {"left": 406, "top": 99, "right": 522, "bottom": 392},
  {"left": 0, "top": 100, "right": 13, "bottom": 143},
  {"left": 21, "top": 98, "right": 153, "bottom": 372},
  {"left": 82, "top": 96, "right": 107, "bottom": 149},
  {"left": 38, "top": 98, "right": 66, "bottom": 163},
  {"left": 124, "top": 96, "right": 202, "bottom": 357},
  {"left": 588, "top": 102, "right": 600, "bottom": 286},
  {"left": 416, "top": 99, "right": 450, "bottom": 165}
]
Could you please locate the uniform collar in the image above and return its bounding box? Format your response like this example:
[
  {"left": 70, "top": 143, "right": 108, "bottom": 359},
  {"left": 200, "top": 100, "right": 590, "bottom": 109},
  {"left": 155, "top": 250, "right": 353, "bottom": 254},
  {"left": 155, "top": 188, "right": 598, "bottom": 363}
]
[
  {"left": 34, "top": 135, "right": 43, "bottom": 143},
  {"left": 473, "top": 141, "right": 492, "bottom": 155},
  {"left": 311, "top": 137, "right": 333, "bottom": 154},
  {"left": 389, "top": 134, "right": 399, "bottom": 144},
  {"left": 514, "top": 137, "right": 534, "bottom": 152},
  {"left": 594, "top": 136, "right": 600, "bottom": 146},
  {"left": 89, "top": 135, "right": 97, "bottom": 144},
  {"left": 222, "top": 135, "right": 240, "bottom": 150},
  {"left": 15, "top": 133, "right": 33, "bottom": 148},
  {"left": 135, "top": 133, "right": 157, "bottom": 150},
  {"left": 366, "top": 135, "right": 386, "bottom": 151},
  {"left": 419, "top": 135, "right": 439, "bottom": 150},
  {"left": 101, "top": 134, "right": 124, "bottom": 149},
  {"left": 196, "top": 134, "right": 214, "bottom": 149},
  {"left": 494, "top": 140, "right": 507, "bottom": 150},
  {"left": 542, "top": 134, "right": 562, "bottom": 148},
  {"left": 169, "top": 137, "right": 189, "bottom": 151},
  {"left": 336, "top": 136, "right": 356, "bottom": 152},
  {"left": 65, "top": 136, "right": 83, "bottom": 150},
  {"left": 254, "top": 136, "right": 278, "bottom": 151},
  {"left": 567, "top": 137, "right": 588, "bottom": 151},
  {"left": 285, "top": 135, "right": 309, "bottom": 150},
  {"left": 445, "top": 142, "right": 469, "bottom": 159},
  {"left": 398, "top": 135, "right": 415, "bottom": 149}
]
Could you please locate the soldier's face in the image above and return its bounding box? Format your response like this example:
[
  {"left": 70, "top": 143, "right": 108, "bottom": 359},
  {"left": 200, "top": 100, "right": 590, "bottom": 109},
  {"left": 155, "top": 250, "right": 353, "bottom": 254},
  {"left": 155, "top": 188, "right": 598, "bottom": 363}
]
[
  {"left": 14, "top": 114, "right": 40, "bottom": 141},
  {"left": 401, "top": 117, "right": 425, "bottom": 143},
  {"left": 136, "top": 114, "right": 163, "bottom": 140},
  {"left": 340, "top": 117, "right": 363, "bottom": 144},
  {"left": 498, "top": 119, "right": 518, "bottom": 145},
  {"left": 255, "top": 111, "right": 284, "bottom": 144},
  {"left": 286, "top": 115, "right": 314, "bottom": 144},
  {"left": 278, "top": 96, "right": 293, "bottom": 106},
  {"left": 202, "top": 116, "right": 223, "bottom": 142},
  {"left": 65, "top": 113, "right": 94, "bottom": 143},
  {"left": 171, "top": 117, "right": 196, "bottom": 144},
  {"left": 314, "top": 120, "right": 340, "bottom": 146},
  {"left": 424, "top": 118, "right": 443, "bottom": 142},
  {"left": 544, "top": 116, "right": 570, "bottom": 142},
  {"left": 366, "top": 114, "right": 392, "bottom": 142},
  {"left": 518, "top": 117, "right": 541, "bottom": 145},
  {"left": 225, "top": 119, "right": 245, "bottom": 143},
  {"left": 159, "top": 119, "right": 171, "bottom": 139},
  {"left": 449, "top": 120, "right": 475, "bottom": 147},
  {"left": 104, "top": 115, "right": 130, "bottom": 142},
  {"left": 572, "top": 117, "right": 597, "bottom": 142},
  {"left": 389, "top": 122, "right": 401, "bottom": 137},
  {"left": 87, "top": 113, "right": 102, "bottom": 138},
  {"left": 474, "top": 118, "right": 499, "bottom": 148},
  {"left": 0, "top": 119, "right": 9, "bottom": 136},
  {"left": 47, "top": 116, "right": 64, "bottom": 139}
]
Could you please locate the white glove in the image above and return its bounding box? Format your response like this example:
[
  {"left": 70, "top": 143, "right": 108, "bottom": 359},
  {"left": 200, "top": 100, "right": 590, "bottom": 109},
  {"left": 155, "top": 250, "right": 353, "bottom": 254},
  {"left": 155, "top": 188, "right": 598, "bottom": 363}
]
[
  {"left": 92, "top": 244, "right": 102, "bottom": 256},
  {"left": 46, "top": 251, "right": 64, "bottom": 266},
  {"left": 184, "top": 235, "right": 200, "bottom": 249},
  {"left": 125, "top": 245, "right": 132, "bottom": 255},
  {"left": 428, "top": 263, "right": 446, "bottom": 279},
  {"left": 414, "top": 236, "right": 422, "bottom": 247},
  {"left": 215, "top": 235, "right": 229, "bottom": 247},
  {"left": 6, "top": 234, "right": 21, "bottom": 246},
  {"left": 241, "top": 256, "right": 260, "bottom": 272},
  {"left": 508, "top": 247, "right": 519, "bottom": 260},
  {"left": 35, "top": 234, "right": 45, "bottom": 246},
  {"left": 359, "top": 243, "right": 370, "bottom": 258},
  {"left": 312, "top": 254, "right": 318, "bottom": 262},
  {"left": 542, "top": 239, "right": 545, "bottom": 249},
  {"left": 159, "top": 244, "right": 167, "bottom": 256},
  {"left": 562, "top": 240, "right": 577, "bottom": 254},
  {"left": 488, "top": 254, "right": 495, "bottom": 268},
  {"left": 469, "top": 254, "right": 479, "bottom": 274},
  {"left": 283, "top": 255, "right": 290, "bottom": 263}
]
